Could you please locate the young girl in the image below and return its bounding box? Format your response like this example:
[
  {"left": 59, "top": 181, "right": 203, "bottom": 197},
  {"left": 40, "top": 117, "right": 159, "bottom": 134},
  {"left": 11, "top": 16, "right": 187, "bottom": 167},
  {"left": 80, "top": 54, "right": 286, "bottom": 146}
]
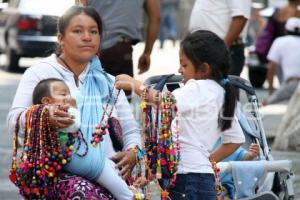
[
  {"left": 30, "top": 78, "right": 136, "bottom": 200},
  {"left": 115, "top": 30, "right": 245, "bottom": 200}
]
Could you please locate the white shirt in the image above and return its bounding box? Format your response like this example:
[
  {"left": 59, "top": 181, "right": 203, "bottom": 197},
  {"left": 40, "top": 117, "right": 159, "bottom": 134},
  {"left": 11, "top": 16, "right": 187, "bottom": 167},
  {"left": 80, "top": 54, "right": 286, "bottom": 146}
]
[
  {"left": 189, "top": 0, "right": 251, "bottom": 40},
  {"left": 6, "top": 54, "right": 141, "bottom": 158},
  {"left": 267, "top": 35, "right": 300, "bottom": 81},
  {"left": 172, "top": 79, "right": 245, "bottom": 174}
]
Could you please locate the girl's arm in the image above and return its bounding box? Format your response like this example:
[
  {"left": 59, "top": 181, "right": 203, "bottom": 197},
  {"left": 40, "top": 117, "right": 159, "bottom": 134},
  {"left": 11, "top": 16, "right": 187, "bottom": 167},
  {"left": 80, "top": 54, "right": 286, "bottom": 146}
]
[
  {"left": 210, "top": 143, "right": 242, "bottom": 163},
  {"left": 211, "top": 117, "right": 245, "bottom": 162}
]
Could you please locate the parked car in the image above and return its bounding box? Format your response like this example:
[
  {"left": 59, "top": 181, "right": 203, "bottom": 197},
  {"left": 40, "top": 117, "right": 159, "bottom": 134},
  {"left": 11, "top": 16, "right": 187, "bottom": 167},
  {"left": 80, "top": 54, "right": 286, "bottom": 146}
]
[{"left": 0, "top": 0, "right": 74, "bottom": 71}]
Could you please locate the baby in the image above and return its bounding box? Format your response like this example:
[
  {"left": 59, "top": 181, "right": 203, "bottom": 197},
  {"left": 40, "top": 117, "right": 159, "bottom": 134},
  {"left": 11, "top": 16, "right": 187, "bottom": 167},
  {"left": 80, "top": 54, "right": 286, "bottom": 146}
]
[
  {"left": 213, "top": 138, "right": 260, "bottom": 199},
  {"left": 32, "top": 78, "right": 135, "bottom": 200}
]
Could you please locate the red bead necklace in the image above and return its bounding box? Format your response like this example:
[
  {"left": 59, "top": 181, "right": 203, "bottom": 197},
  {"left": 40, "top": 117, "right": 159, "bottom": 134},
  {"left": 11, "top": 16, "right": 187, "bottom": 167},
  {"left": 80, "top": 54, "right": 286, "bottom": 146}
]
[
  {"left": 140, "top": 89, "right": 180, "bottom": 200},
  {"left": 9, "top": 105, "right": 74, "bottom": 199},
  {"left": 91, "top": 85, "right": 121, "bottom": 147}
]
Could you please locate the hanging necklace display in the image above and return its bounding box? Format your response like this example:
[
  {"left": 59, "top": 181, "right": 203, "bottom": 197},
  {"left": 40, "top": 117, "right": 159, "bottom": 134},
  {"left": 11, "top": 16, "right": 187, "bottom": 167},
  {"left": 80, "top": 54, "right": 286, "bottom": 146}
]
[
  {"left": 140, "top": 88, "right": 180, "bottom": 200},
  {"left": 210, "top": 158, "right": 226, "bottom": 197},
  {"left": 91, "top": 84, "right": 121, "bottom": 147},
  {"left": 9, "top": 105, "right": 74, "bottom": 199}
]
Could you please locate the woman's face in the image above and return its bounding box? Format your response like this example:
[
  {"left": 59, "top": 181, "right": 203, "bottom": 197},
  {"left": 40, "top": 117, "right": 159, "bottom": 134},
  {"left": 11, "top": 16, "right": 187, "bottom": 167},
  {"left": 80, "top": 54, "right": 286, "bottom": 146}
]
[
  {"left": 59, "top": 13, "right": 100, "bottom": 63},
  {"left": 178, "top": 49, "right": 202, "bottom": 84}
]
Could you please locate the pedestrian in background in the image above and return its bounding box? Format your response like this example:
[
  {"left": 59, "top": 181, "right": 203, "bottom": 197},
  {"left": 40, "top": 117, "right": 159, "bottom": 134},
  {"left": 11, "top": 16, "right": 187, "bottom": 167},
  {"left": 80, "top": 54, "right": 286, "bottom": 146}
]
[
  {"left": 262, "top": 17, "right": 300, "bottom": 106},
  {"left": 159, "top": 0, "right": 179, "bottom": 48},
  {"left": 78, "top": 0, "right": 160, "bottom": 76},
  {"left": 189, "top": 0, "right": 251, "bottom": 76},
  {"left": 255, "top": 0, "right": 300, "bottom": 84}
]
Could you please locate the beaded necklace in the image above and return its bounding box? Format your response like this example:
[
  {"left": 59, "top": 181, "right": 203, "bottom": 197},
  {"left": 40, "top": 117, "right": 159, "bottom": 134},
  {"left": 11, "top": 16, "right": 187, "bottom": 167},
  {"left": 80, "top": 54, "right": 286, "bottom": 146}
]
[
  {"left": 210, "top": 158, "right": 226, "bottom": 196},
  {"left": 91, "top": 84, "right": 121, "bottom": 147},
  {"left": 9, "top": 105, "right": 74, "bottom": 199},
  {"left": 140, "top": 89, "right": 180, "bottom": 200}
]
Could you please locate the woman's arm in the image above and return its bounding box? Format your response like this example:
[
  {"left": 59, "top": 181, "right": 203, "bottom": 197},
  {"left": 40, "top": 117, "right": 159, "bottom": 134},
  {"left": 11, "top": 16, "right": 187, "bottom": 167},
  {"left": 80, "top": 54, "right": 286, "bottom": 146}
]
[
  {"left": 111, "top": 88, "right": 142, "bottom": 180},
  {"left": 6, "top": 69, "right": 41, "bottom": 135},
  {"left": 115, "top": 74, "right": 160, "bottom": 104}
]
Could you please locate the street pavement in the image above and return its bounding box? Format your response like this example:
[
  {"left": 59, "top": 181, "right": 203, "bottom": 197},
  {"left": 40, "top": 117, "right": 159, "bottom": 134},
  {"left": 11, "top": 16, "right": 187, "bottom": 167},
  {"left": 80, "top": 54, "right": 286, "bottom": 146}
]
[{"left": 0, "top": 40, "right": 299, "bottom": 199}]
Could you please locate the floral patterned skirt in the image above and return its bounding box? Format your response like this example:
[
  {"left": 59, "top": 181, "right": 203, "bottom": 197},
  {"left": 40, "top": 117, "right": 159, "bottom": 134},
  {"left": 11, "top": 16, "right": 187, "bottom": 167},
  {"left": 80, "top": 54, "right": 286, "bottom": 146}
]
[{"left": 52, "top": 173, "right": 115, "bottom": 200}]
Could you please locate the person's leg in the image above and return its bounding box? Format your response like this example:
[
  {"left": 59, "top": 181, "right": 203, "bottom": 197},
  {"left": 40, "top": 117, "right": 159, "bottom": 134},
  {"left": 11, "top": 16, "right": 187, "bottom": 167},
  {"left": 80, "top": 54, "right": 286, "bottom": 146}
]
[
  {"left": 185, "top": 173, "right": 216, "bottom": 200},
  {"left": 168, "top": 174, "right": 187, "bottom": 200},
  {"left": 54, "top": 172, "right": 115, "bottom": 200},
  {"left": 166, "top": 4, "right": 177, "bottom": 40},
  {"left": 159, "top": 4, "right": 168, "bottom": 49},
  {"left": 100, "top": 41, "right": 134, "bottom": 99},
  {"left": 265, "top": 80, "right": 299, "bottom": 105},
  {"left": 229, "top": 44, "right": 245, "bottom": 76},
  {"left": 96, "top": 158, "right": 133, "bottom": 200},
  {"left": 99, "top": 41, "right": 133, "bottom": 77},
  {"left": 169, "top": 173, "right": 216, "bottom": 200}
]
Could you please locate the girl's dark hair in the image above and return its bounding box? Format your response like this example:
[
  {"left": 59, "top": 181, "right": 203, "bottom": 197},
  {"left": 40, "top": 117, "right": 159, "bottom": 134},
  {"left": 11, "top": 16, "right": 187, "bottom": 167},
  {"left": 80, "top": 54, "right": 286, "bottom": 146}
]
[
  {"left": 180, "top": 30, "right": 237, "bottom": 131},
  {"left": 55, "top": 5, "right": 103, "bottom": 55},
  {"left": 32, "top": 78, "right": 66, "bottom": 104}
]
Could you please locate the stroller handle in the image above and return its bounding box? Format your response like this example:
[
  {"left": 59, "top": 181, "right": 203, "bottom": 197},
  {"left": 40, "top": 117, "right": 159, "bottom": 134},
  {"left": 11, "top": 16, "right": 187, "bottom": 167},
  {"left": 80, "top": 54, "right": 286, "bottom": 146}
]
[
  {"left": 228, "top": 75, "right": 256, "bottom": 96},
  {"left": 217, "top": 160, "right": 293, "bottom": 173}
]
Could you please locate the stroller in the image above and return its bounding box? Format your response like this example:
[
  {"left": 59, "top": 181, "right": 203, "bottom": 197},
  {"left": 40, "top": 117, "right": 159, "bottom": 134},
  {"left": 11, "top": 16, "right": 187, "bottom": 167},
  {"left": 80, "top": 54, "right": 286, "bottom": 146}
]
[{"left": 141, "top": 74, "right": 295, "bottom": 200}]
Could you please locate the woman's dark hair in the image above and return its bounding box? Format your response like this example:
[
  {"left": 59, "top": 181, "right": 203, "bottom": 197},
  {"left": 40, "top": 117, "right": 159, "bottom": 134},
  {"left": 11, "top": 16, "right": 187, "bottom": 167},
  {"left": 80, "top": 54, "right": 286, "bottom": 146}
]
[
  {"left": 58, "top": 5, "right": 102, "bottom": 35},
  {"left": 32, "top": 78, "right": 66, "bottom": 104},
  {"left": 180, "top": 30, "right": 237, "bottom": 131},
  {"left": 55, "top": 5, "right": 103, "bottom": 54}
]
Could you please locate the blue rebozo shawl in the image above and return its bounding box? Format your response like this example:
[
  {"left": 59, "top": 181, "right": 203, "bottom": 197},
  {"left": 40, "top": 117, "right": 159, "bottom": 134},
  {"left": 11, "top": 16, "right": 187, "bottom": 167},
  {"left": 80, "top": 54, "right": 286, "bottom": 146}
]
[{"left": 65, "top": 56, "right": 114, "bottom": 181}]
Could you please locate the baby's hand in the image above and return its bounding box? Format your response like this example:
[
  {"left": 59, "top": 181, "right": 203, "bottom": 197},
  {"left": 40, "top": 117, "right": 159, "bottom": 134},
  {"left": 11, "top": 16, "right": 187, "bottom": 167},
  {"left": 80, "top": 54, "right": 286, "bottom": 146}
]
[{"left": 245, "top": 143, "right": 260, "bottom": 160}]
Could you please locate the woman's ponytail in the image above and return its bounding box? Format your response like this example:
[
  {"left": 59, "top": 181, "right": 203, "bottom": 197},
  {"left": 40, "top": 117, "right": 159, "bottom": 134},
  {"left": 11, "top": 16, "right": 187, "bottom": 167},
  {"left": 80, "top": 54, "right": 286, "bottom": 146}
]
[{"left": 219, "top": 78, "right": 237, "bottom": 131}]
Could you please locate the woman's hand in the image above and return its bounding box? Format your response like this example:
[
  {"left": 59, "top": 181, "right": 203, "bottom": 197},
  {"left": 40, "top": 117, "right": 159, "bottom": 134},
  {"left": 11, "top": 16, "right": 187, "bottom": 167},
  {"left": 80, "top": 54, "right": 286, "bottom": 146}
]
[
  {"left": 111, "top": 150, "right": 136, "bottom": 180},
  {"left": 47, "top": 104, "right": 74, "bottom": 130},
  {"left": 115, "top": 74, "right": 139, "bottom": 91}
]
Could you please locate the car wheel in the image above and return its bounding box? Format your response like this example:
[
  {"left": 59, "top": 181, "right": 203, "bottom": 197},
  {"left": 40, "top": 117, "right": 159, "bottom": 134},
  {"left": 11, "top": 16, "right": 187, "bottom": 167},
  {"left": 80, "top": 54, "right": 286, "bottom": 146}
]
[
  {"left": 5, "top": 49, "right": 20, "bottom": 72},
  {"left": 248, "top": 66, "right": 267, "bottom": 88}
]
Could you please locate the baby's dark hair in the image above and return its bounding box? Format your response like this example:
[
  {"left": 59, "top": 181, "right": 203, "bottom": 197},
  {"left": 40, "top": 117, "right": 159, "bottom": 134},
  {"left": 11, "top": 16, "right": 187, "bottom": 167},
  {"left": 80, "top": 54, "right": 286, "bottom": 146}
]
[
  {"left": 180, "top": 30, "right": 237, "bottom": 131},
  {"left": 32, "top": 78, "right": 66, "bottom": 104}
]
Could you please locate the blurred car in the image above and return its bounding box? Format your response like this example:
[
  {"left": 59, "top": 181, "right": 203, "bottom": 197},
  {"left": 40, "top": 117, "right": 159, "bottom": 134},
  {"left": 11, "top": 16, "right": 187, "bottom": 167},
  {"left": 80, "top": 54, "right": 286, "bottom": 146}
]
[{"left": 0, "top": 0, "right": 74, "bottom": 71}]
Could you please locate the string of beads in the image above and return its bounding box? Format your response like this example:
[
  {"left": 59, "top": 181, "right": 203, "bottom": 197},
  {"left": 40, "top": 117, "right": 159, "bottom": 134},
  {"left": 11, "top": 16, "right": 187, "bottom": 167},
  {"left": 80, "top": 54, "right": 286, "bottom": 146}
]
[
  {"left": 140, "top": 87, "right": 180, "bottom": 200},
  {"left": 210, "top": 158, "right": 226, "bottom": 196},
  {"left": 91, "top": 84, "right": 121, "bottom": 147},
  {"left": 9, "top": 105, "right": 74, "bottom": 199}
]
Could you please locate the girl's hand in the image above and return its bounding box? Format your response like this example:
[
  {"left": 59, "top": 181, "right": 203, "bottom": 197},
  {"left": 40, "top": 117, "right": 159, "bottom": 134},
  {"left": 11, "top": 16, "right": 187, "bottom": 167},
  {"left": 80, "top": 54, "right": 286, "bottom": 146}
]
[
  {"left": 47, "top": 104, "right": 74, "bottom": 130},
  {"left": 111, "top": 150, "right": 136, "bottom": 180},
  {"left": 115, "top": 74, "right": 139, "bottom": 91}
]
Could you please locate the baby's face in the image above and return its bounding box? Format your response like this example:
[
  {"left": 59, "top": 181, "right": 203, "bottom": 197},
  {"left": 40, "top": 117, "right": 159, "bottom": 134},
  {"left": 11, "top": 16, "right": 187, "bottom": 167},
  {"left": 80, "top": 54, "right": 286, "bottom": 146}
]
[{"left": 50, "top": 81, "right": 76, "bottom": 107}]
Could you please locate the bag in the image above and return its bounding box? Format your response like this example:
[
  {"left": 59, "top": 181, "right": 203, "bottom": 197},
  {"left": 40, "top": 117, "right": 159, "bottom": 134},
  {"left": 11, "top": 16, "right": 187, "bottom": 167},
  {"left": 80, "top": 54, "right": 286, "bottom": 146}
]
[
  {"left": 107, "top": 117, "right": 124, "bottom": 151},
  {"left": 255, "top": 10, "right": 278, "bottom": 63}
]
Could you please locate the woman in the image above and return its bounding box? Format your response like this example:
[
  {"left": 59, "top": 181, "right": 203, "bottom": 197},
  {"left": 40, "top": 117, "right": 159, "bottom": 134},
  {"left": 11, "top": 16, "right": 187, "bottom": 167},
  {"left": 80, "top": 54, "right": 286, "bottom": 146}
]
[{"left": 7, "top": 6, "right": 141, "bottom": 199}]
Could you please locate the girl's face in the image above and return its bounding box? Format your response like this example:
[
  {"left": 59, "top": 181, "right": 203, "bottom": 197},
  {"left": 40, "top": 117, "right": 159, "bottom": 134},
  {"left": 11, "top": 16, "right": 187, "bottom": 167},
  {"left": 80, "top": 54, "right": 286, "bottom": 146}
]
[
  {"left": 178, "top": 49, "right": 202, "bottom": 84},
  {"left": 58, "top": 13, "right": 100, "bottom": 63}
]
